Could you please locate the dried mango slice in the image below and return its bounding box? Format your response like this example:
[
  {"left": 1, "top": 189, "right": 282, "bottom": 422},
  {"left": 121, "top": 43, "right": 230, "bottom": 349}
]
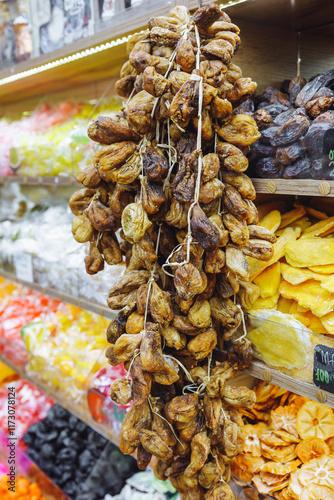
[
  {"left": 297, "top": 305, "right": 309, "bottom": 312},
  {"left": 301, "top": 216, "right": 334, "bottom": 239},
  {"left": 321, "top": 275, "right": 334, "bottom": 293},
  {"left": 320, "top": 312, "right": 334, "bottom": 334},
  {"left": 258, "top": 203, "right": 287, "bottom": 221},
  {"left": 321, "top": 227, "right": 334, "bottom": 238},
  {"left": 277, "top": 297, "right": 294, "bottom": 314},
  {"left": 249, "top": 227, "right": 297, "bottom": 280},
  {"left": 304, "top": 206, "right": 329, "bottom": 220},
  {"left": 247, "top": 311, "right": 311, "bottom": 369},
  {"left": 279, "top": 280, "right": 334, "bottom": 317},
  {"left": 272, "top": 406, "right": 299, "bottom": 438},
  {"left": 298, "top": 455, "right": 334, "bottom": 487},
  {"left": 300, "top": 483, "right": 334, "bottom": 500},
  {"left": 254, "top": 262, "right": 281, "bottom": 299},
  {"left": 231, "top": 453, "right": 265, "bottom": 484},
  {"left": 279, "top": 206, "right": 306, "bottom": 229},
  {"left": 309, "top": 264, "right": 334, "bottom": 275},
  {"left": 251, "top": 292, "right": 280, "bottom": 310},
  {"left": 260, "top": 460, "right": 301, "bottom": 475},
  {"left": 258, "top": 210, "right": 282, "bottom": 232},
  {"left": 276, "top": 217, "right": 311, "bottom": 237},
  {"left": 297, "top": 401, "right": 334, "bottom": 440},
  {"left": 285, "top": 238, "right": 334, "bottom": 268},
  {"left": 280, "top": 263, "right": 324, "bottom": 285},
  {"left": 296, "top": 437, "right": 330, "bottom": 463}
]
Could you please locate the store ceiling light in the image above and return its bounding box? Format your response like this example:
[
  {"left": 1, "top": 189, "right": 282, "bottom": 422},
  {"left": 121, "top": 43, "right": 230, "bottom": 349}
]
[
  {"left": 0, "top": 33, "right": 141, "bottom": 87},
  {"left": 0, "top": 0, "right": 249, "bottom": 88}
]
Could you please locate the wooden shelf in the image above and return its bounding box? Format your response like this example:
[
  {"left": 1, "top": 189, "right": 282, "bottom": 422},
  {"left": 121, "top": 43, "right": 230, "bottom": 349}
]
[
  {"left": 246, "top": 360, "right": 334, "bottom": 409},
  {"left": 251, "top": 178, "right": 334, "bottom": 197},
  {"left": 0, "top": 352, "right": 120, "bottom": 446},
  {"left": 0, "top": 176, "right": 79, "bottom": 186},
  {"left": 0, "top": 270, "right": 114, "bottom": 320}
]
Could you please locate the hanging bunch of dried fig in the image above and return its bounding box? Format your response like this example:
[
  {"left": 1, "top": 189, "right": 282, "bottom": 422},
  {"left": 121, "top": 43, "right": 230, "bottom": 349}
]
[{"left": 70, "top": 4, "right": 274, "bottom": 499}]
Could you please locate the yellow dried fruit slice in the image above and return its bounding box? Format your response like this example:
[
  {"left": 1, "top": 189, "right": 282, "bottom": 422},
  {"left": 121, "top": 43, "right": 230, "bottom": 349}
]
[
  {"left": 260, "top": 460, "right": 301, "bottom": 475},
  {"left": 296, "top": 437, "right": 330, "bottom": 463},
  {"left": 304, "top": 206, "right": 329, "bottom": 220},
  {"left": 260, "top": 471, "right": 290, "bottom": 486},
  {"left": 250, "top": 292, "right": 280, "bottom": 310},
  {"left": 260, "top": 431, "right": 292, "bottom": 448},
  {"left": 247, "top": 311, "right": 311, "bottom": 369},
  {"left": 279, "top": 207, "right": 306, "bottom": 229},
  {"left": 297, "top": 401, "right": 334, "bottom": 440},
  {"left": 277, "top": 296, "right": 294, "bottom": 314},
  {"left": 306, "top": 312, "right": 329, "bottom": 335},
  {"left": 298, "top": 455, "right": 334, "bottom": 487},
  {"left": 288, "top": 394, "right": 309, "bottom": 410},
  {"left": 326, "top": 437, "right": 334, "bottom": 455},
  {"left": 253, "top": 474, "right": 289, "bottom": 494},
  {"left": 310, "top": 264, "right": 334, "bottom": 275},
  {"left": 300, "top": 483, "right": 334, "bottom": 500},
  {"left": 321, "top": 275, "right": 334, "bottom": 293},
  {"left": 254, "top": 262, "right": 281, "bottom": 299},
  {"left": 272, "top": 406, "right": 299, "bottom": 438},
  {"left": 279, "top": 280, "right": 334, "bottom": 317},
  {"left": 258, "top": 204, "right": 286, "bottom": 222},
  {"left": 255, "top": 381, "right": 284, "bottom": 403},
  {"left": 244, "top": 423, "right": 267, "bottom": 456},
  {"left": 281, "top": 263, "right": 324, "bottom": 285},
  {"left": 280, "top": 487, "right": 296, "bottom": 500},
  {"left": 285, "top": 238, "right": 334, "bottom": 268},
  {"left": 231, "top": 453, "right": 264, "bottom": 484},
  {"left": 280, "top": 392, "right": 291, "bottom": 407},
  {"left": 301, "top": 216, "right": 334, "bottom": 239},
  {"left": 288, "top": 470, "right": 303, "bottom": 500},
  {"left": 274, "top": 430, "right": 301, "bottom": 444},
  {"left": 248, "top": 227, "right": 297, "bottom": 280},
  {"left": 276, "top": 217, "right": 311, "bottom": 237},
  {"left": 261, "top": 442, "right": 297, "bottom": 462}
]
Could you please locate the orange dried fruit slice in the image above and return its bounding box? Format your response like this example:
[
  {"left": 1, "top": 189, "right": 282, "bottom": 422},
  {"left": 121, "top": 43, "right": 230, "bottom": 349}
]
[
  {"left": 296, "top": 437, "right": 330, "bottom": 463},
  {"left": 280, "top": 487, "right": 295, "bottom": 500},
  {"left": 326, "top": 437, "right": 334, "bottom": 455},
  {"left": 231, "top": 453, "right": 264, "bottom": 484},
  {"left": 298, "top": 455, "right": 334, "bottom": 487},
  {"left": 274, "top": 430, "right": 301, "bottom": 444},
  {"left": 260, "top": 431, "right": 292, "bottom": 448},
  {"left": 299, "top": 483, "right": 334, "bottom": 500},
  {"left": 272, "top": 406, "right": 299, "bottom": 438},
  {"left": 288, "top": 470, "right": 303, "bottom": 500},
  {"left": 288, "top": 394, "right": 308, "bottom": 410},
  {"left": 297, "top": 401, "right": 334, "bottom": 440},
  {"left": 260, "top": 471, "right": 290, "bottom": 486},
  {"left": 260, "top": 460, "right": 301, "bottom": 475},
  {"left": 244, "top": 423, "right": 267, "bottom": 456},
  {"left": 253, "top": 474, "right": 289, "bottom": 495},
  {"left": 280, "top": 392, "right": 290, "bottom": 406},
  {"left": 261, "top": 442, "right": 297, "bottom": 462},
  {"left": 255, "top": 381, "right": 286, "bottom": 403}
]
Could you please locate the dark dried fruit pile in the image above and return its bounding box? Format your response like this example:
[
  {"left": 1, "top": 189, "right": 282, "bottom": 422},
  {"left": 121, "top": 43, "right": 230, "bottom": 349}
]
[
  {"left": 70, "top": 4, "right": 276, "bottom": 499},
  {"left": 245, "top": 70, "right": 334, "bottom": 179}
]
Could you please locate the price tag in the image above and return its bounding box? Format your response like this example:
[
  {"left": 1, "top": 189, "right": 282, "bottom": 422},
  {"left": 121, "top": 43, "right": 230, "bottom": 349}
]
[
  {"left": 14, "top": 254, "right": 33, "bottom": 283},
  {"left": 313, "top": 344, "right": 334, "bottom": 394}
]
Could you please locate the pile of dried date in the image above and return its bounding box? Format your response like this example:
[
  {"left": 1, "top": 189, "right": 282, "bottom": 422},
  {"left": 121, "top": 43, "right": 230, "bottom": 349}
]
[
  {"left": 241, "top": 69, "right": 334, "bottom": 179},
  {"left": 70, "top": 4, "right": 276, "bottom": 499}
]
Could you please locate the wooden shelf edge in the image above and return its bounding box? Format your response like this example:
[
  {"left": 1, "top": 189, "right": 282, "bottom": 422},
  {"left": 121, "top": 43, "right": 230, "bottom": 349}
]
[
  {"left": 0, "top": 352, "right": 120, "bottom": 445},
  {"left": 252, "top": 178, "right": 334, "bottom": 197},
  {"left": 0, "top": 270, "right": 114, "bottom": 320},
  {"left": 246, "top": 360, "right": 334, "bottom": 408},
  {"left": 0, "top": 176, "right": 79, "bottom": 186}
]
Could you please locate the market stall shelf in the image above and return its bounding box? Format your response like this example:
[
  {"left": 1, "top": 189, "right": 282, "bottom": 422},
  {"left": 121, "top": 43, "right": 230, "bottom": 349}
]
[
  {"left": 0, "top": 353, "right": 121, "bottom": 447},
  {"left": 0, "top": 270, "right": 114, "bottom": 320},
  {"left": 252, "top": 179, "right": 334, "bottom": 197},
  {"left": 0, "top": 176, "right": 79, "bottom": 186}
]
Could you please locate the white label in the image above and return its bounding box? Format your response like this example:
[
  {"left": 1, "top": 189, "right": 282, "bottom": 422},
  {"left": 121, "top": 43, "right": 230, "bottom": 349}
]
[{"left": 14, "top": 254, "right": 33, "bottom": 283}]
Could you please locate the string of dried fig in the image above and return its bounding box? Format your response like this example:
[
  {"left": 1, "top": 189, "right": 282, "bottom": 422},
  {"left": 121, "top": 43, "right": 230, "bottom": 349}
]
[{"left": 70, "top": 4, "right": 277, "bottom": 499}]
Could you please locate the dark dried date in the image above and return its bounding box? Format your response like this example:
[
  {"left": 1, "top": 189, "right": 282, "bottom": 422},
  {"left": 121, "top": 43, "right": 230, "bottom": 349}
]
[
  {"left": 270, "top": 114, "right": 310, "bottom": 147},
  {"left": 254, "top": 157, "right": 284, "bottom": 178},
  {"left": 276, "top": 142, "right": 304, "bottom": 166},
  {"left": 288, "top": 76, "right": 307, "bottom": 105},
  {"left": 283, "top": 157, "right": 311, "bottom": 179}
]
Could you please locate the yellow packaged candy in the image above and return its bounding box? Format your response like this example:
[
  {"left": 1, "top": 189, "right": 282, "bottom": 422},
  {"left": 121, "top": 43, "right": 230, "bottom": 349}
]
[
  {"left": 279, "top": 280, "right": 334, "bottom": 317},
  {"left": 254, "top": 262, "right": 281, "bottom": 298},
  {"left": 247, "top": 310, "right": 312, "bottom": 369},
  {"left": 285, "top": 238, "right": 334, "bottom": 268}
]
